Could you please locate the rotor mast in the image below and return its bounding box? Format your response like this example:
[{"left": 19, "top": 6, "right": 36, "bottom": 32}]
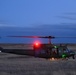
[
  {"left": 48, "top": 36, "right": 55, "bottom": 44},
  {"left": 48, "top": 38, "right": 51, "bottom": 44}
]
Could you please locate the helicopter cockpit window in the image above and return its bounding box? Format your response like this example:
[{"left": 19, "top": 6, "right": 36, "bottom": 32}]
[
  {"left": 52, "top": 48, "right": 57, "bottom": 51},
  {"left": 52, "top": 48, "right": 57, "bottom": 54}
]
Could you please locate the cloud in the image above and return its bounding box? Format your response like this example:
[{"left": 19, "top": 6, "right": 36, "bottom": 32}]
[{"left": 57, "top": 16, "right": 76, "bottom": 20}]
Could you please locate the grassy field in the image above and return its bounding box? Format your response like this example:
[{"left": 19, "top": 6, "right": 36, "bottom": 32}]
[{"left": 0, "top": 52, "right": 76, "bottom": 75}]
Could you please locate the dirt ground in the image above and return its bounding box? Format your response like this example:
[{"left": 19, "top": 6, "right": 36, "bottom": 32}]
[{"left": 0, "top": 52, "right": 76, "bottom": 75}]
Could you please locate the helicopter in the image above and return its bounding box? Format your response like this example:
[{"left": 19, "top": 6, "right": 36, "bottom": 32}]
[{"left": 0, "top": 35, "right": 76, "bottom": 59}]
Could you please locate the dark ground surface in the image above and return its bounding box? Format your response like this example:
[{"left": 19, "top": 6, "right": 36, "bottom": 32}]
[{"left": 0, "top": 52, "right": 76, "bottom": 75}]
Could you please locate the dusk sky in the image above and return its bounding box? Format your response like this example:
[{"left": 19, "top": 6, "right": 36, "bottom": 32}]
[
  {"left": 0, "top": 0, "right": 76, "bottom": 43},
  {"left": 0, "top": 0, "right": 76, "bottom": 27}
]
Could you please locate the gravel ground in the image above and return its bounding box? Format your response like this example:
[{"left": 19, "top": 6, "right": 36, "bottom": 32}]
[{"left": 0, "top": 52, "right": 76, "bottom": 75}]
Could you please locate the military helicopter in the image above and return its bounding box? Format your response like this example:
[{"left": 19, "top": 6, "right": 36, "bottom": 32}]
[{"left": 0, "top": 35, "right": 76, "bottom": 59}]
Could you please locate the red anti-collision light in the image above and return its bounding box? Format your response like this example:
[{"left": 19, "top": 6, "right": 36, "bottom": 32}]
[
  {"left": 34, "top": 41, "right": 40, "bottom": 47},
  {"left": 33, "top": 41, "right": 42, "bottom": 50},
  {"left": 35, "top": 43, "right": 39, "bottom": 46}
]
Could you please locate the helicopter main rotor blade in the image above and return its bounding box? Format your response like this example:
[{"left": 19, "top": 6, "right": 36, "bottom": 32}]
[
  {"left": 7, "top": 36, "right": 76, "bottom": 39},
  {"left": 7, "top": 36, "right": 55, "bottom": 38}
]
